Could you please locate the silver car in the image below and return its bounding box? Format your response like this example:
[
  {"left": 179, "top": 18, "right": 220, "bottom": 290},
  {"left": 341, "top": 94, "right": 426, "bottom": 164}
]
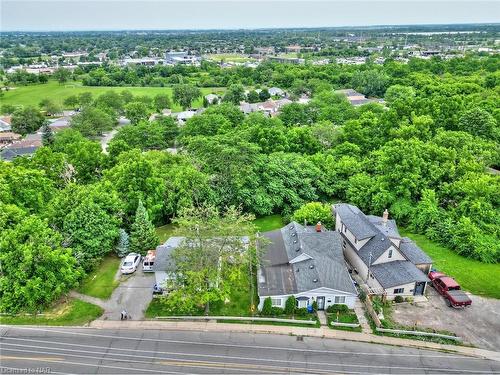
[{"left": 120, "top": 253, "right": 141, "bottom": 274}]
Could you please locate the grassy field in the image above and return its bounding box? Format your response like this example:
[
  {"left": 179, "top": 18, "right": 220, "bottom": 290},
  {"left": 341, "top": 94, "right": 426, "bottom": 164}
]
[
  {"left": 399, "top": 229, "right": 500, "bottom": 299},
  {"left": 155, "top": 224, "right": 177, "bottom": 243},
  {"left": 327, "top": 309, "right": 362, "bottom": 332},
  {"left": 0, "top": 298, "right": 103, "bottom": 326},
  {"left": 204, "top": 53, "right": 257, "bottom": 63},
  {"left": 77, "top": 255, "right": 121, "bottom": 299},
  {"left": 2, "top": 80, "right": 224, "bottom": 111},
  {"left": 253, "top": 215, "right": 285, "bottom": 233}
]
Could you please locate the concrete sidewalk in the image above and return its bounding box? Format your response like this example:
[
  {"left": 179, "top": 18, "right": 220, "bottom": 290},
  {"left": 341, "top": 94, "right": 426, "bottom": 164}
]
[{"left": 88, "top": 319, "right": 500, "bottom": 363}]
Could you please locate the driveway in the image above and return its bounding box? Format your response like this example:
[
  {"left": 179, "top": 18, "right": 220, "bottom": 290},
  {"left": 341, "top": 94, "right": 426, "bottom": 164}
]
[
  {"left": 391, "top": 288, "right": 500, "bottom": 351},
  {"left": 74, "top": 264, "right": 154, "bottom": 321}
]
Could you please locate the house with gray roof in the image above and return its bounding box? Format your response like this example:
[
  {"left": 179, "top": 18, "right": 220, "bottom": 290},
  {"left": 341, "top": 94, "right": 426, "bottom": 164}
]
[
  {"left": 258, "top": 222, "right": 358, "bottom": 311},
  {"left": 333, "top": 203, "right": 431, "bottom": 300}
]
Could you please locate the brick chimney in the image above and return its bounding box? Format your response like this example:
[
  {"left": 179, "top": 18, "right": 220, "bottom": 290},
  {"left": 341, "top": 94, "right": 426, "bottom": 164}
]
[
  {"left": 315, "top": 221, "right": 322, "bottom": 232},
  {"left": 382, "top": 209, "right": 389, "bottom": 225}
]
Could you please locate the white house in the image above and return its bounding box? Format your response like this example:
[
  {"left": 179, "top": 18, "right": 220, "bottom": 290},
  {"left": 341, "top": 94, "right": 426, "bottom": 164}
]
[
  {"left": 258, "top": 222, "right": 358, "bottom": 310},
  {"left": 333, "top": 203, "right": 431, "bottom": 300}
]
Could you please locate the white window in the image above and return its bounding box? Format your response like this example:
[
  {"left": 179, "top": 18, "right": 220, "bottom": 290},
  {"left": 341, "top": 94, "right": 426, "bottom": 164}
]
[
  {"left": 271, "top": 298, "right": 282, "bottom": 307},
  {"left": 393, "top": 288, "right": 404, "bottom": 294},
  {"left": 334, "top": 296, "right": 346, "bottom": 304},
  {"left": 388, "top": 249, "right": 393, "bottom": 258},
  {"left": 297, "top": 299, "right": 308, "bottom": 308}
]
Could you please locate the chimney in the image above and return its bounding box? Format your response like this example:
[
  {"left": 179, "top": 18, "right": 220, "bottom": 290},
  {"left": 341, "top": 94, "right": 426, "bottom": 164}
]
[
  {"left": 382, "top": 209, "right": 389, "bottom": 225},
  {"left": 315, "top": 221, "right": 322, "bottom": 232}
]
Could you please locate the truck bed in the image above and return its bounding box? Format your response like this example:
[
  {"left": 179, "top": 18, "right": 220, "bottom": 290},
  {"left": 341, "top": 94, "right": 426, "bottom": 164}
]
[{"left": 447, "top": 290, "right": 472, "bottom": 305}]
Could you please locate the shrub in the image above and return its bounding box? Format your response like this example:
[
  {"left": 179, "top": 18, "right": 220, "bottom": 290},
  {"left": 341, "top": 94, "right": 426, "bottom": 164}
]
[
  {"left": 312, "top": 301, "right": 318, "bottom": 312},
  {"left": 285, "top": 296, "right": 296, "bottom": 315},
  {"left": 405, "top": 297, "right": 414, "bottom": 304},
  {"left": 262, "top": 297, "right": 273, "bottom": 316},
  {"left": 372, "top": 296, "right": 383, "bottom": 314},
  {"left": 394, "top": 296, "right": 404, "bottom": 303},
  {"left": 295, "top": 307, "right": 308, "bottom": 317},
  {"left": 359, "top": 290, "right": 367, "bottom": 302},
  {"left": 271, "top": 307, "right": 284, "bottom": 316},
  {"left": 326, "top": 304, "right": 349, "bottom": 313}
]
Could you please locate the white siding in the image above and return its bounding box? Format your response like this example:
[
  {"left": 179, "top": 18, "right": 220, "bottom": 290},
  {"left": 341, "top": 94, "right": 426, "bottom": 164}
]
[
  {"left": 155, "top": 271, "right": 167, "bottom": 285},
  {"left": 372, "top": 246, "right": 406, "bottom": 265},
  {"left": 384, "top": 282, "right": 418, "bottom": 300},
  {"left": 258, "top": 287, "right": 357, "bottom": 310},
  {"left": 343, "top": 243, "right": 369, "bottom": 280}
]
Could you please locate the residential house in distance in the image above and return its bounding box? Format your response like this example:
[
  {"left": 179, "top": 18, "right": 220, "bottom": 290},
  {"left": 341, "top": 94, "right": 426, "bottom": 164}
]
[
  {"left": 267, "top": 56, "right": 305, "bottom": 65},
  {"left": 268, "top": 87, "right": 286, "bottom": 98},
  {"left": 258, "top": 222, "right": 358, "bottom": 311},
  {"left": 336, "top": 89, "right": 385, "bottom": 106},
  {"left": 0, "top": 133, "right": 42, "bottom": 161},
  {"left": 333, "top": 203, "right": 432, "bottom": 300},
  {"left": 0, "top": 116, "right": 12, "bottom": 132},
  {"left": 204, "top": 93, "right": 220, "bottom": 105},
  {"left": 239, "top": 98, "right": 293, "bottom": 117},
  {"left": 0, "top": 132, "right": 21, "bottom": 145},
  {"left": 165, "top": 51, "right": 200, "bottom": 66}
]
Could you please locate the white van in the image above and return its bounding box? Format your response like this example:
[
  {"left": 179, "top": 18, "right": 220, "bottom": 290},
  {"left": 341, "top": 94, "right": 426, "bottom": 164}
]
[{"left": 142, "top": 250, "right": 156, "bottom": 272}]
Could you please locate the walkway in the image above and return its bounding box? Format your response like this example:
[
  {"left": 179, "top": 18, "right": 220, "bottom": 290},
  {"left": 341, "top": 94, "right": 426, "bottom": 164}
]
[
  {"left": 316, "top": 311, "right": 328, "bottom": 326},
  {"left": 353, "top": 301, "right": 371, "bottom": 333}
]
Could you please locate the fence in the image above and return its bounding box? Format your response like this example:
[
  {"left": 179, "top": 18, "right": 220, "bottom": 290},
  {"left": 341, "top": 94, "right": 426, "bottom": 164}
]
[
  {"left": 155, "top": 316, "right": 317, "bottom": 325},
  {"left": 331, "top": 322, "right": 360, "bottom": 328}
]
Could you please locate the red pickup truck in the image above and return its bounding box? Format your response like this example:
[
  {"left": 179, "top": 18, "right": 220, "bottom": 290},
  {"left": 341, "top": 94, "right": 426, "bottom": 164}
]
[{"left": 428, "top": 271, "right": 472, "bottom": 308}]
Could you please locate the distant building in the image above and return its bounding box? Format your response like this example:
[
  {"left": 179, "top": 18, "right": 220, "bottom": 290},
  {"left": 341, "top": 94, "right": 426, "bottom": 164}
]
[
  {"left": 267, "top": 56, "right": 305, "bottom": 65},
  {"left": 0, "top": 135, "right": 42, "bottom": 161},
  {"left": 204, "top": 94, "right": 220, "bottom": 105},
  {"left": 165, "top": 51, "right": 200, "bottom": 65},
  {"left": 336, "top": 89, "right": 385, "bottom": 106},
  {"left": 0, "top": 116, "right": 12, "bottom": 132}
]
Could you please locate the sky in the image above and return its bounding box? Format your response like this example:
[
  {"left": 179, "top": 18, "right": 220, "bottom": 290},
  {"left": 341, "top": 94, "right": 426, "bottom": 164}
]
[{"left": 1, "top": 0, "right": 499, "bottom": 32}]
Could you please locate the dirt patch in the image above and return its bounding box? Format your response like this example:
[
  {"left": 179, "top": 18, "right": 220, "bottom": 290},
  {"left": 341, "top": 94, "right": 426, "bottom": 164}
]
[{"left": 391, "top": 288, "right": 500, "bottom": 351}]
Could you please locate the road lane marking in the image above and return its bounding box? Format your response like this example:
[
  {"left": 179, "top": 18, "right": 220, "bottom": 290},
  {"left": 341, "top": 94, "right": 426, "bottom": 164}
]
[
  {"left": 1, "top": 356, "right": 63, "bottom": 361},
  {"left": 0, "top": 325, "right": 477, "bottom": 360},
  {"left": 2, "top": 342, "right": 495, "bottom": 374}
]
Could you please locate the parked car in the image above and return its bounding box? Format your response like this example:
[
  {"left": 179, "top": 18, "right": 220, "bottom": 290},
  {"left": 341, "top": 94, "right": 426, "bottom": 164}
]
[
  {"left": 429, "top": 271, "right": 472, "bottom": 308},
  {"left": 143, "top": 250, "right": 156, "bottom": 272},
  {"left": 121, "top": 253, "right": 141, "bottom": 274}
]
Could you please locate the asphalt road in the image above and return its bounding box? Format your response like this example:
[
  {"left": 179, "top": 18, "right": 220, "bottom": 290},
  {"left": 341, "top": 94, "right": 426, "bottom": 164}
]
[{"left": 1, "top": 326, "right": 499, "bottom": 374}]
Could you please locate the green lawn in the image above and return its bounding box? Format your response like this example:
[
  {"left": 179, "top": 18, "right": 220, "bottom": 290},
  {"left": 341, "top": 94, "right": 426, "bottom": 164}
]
[
  {"left": 204, "top": 53, "right": 257, "bottom": 63},
  {"left": 0, "top": 298, "right": 103, "bottom": 326},
  {"left": 327, "top": 309, "right": 362, "bottom": 332},
  {"left": 155, "top": 224, "right": 177, "bottom": 243},
  {"left": 2, "top": 80, "right": 224, "bottom": 111},
  {"left": 253, "top": 215, "right": 285, "bottom": 233},
  {"left": 399, "top": 229, "right": 500, "bottom": 299},
  {"left": 77, "top": 255, "right": 121, "bottom": 299}
]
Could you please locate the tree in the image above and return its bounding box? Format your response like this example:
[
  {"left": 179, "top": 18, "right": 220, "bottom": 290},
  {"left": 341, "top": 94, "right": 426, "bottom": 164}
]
[
  {"left": 153, "top": 94, "right": 172, "bottom": 113},
  {"left": 11, "top": 106, "right": 46, "bottom": 135},
  {"left": 285, "top": 296, "right": 296, "bottom": 315},
  {"left": 41, "top": 123, "right": 54, "bottom": 146},
  {"left": 262, "top": 297, "right": 273, "bottom": 316},
  {"left": 78, "top": 92, "right": 93, "bottom": 108},
  {"left": 53, "top": 67, "right": 71, "bottom": 84},
  {"left": 125, "top": 101, "right": 150, "bottom": 125},
  {"left": 63, "top": 95, "right": 80, "bottom": 110},
  {"left": 39, "top": 98, "right": 62, "bottom": 116},
  {"left": 0, "top": 209, "right": 81, "bottom": 313},
  {"left": 292, "top": 202, "right": 334, "bottom": 228},
  {"left": 351, "top": 69, "right": 389, "bottom": 97},
  {"left": 223, "top": 84, "right": 245, "bottom": 105},
  {"left": 247, "top": 90, "right": 260, "bottom": 103},
  {"left": 259, "top": 88, "right": 271, "bottom": 101},
  {"left": 162, "top": 206, "right": 256, "bottom": 314},
  {"left": 172, "top": 84, "right": 201, "bottom": 110},
  {"left": 116, "top": 229, "right": 130, "bottom": 258},
  {"left": 129, "top": 200, "right": 159, "bottom": 255},
  {"left": 70, "top": 106, "right": 116, "bottom": 137},
  {"left": 458, "top": 107, "right": 498, "bottom": 141}
]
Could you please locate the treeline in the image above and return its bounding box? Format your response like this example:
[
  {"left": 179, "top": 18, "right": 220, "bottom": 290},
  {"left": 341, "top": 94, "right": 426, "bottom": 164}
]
[{"left": 1, "top": 55, "right": 499, "bottom": 313}]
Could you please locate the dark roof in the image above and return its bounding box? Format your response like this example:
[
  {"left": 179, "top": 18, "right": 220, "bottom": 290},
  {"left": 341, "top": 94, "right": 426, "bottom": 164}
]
[
  {"left": 370, "top": 261, "right": 429, "bottom": 288},
  {"left": 259, "top": 222, "right": 357, "bottom": 297},
  {"left": 0, "top": 146, "right": 39, "bottom": 161},
  {"left": 366, "top": 215, "right": 400, "bottom": 238},
  {"left": 400, "top": 237, "right": 432, "bottom": 265}
]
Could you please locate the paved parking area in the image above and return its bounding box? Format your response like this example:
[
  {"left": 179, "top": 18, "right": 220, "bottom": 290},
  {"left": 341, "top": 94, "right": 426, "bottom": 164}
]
[
  {"left": 100, "top": 265, "right": 155, "bottom": 321},
  {"left": 391, "top": 288, "right": 500, "bottom": 351}
]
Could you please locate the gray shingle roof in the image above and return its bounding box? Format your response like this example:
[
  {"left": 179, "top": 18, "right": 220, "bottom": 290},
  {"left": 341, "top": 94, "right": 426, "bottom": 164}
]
[
  {"left": 370, "top": 260, "right": 429, "bottom": 288},
  {"left": 152, "top": 237, "right": 184, "bottom": 273},
  {"left": 259, "top": 222, "right": 357, "bottom": 297},
  {"left": 400, "top": 237, "right": 432, "bottom": 265},
  {"left": 334, "top": 204, "right": 378, "bottom": 240}
]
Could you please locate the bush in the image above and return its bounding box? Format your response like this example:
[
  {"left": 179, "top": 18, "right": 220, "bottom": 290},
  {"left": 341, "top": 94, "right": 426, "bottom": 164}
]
[
  {"left": 359, "top": 290, "right": 367, "bottom": 302},
  {"left": 326, "top": 304, "right": 349, "bottom": 313},
  {"left": 394, "top": 296, "right": 404, "bottom": 303},
  {"left": 295, "top": 307, "right": 308, "bottom": 317},
  {"left": 262, "top": 297, "right": 272, "bottom": 316},
  {"left": 285, "top": 296, "right": 296, "bottom": 315},
  {"left": 405, "top": 297, "right": 414, "bottom": 304},
  {"left": 372, "top": 296, "right": 383, "bottom": 314},
  {"left": 312, "top": 301, "right": 318, "bottom": 312},
  {"left": 271, "top": 307, "right": 284, "bottom": 316}
]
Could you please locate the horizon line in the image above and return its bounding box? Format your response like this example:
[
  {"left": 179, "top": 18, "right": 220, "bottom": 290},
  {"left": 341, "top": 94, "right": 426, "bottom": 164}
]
[{"left": 2, "top": 21, "right": 499, "bottom": 33}]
